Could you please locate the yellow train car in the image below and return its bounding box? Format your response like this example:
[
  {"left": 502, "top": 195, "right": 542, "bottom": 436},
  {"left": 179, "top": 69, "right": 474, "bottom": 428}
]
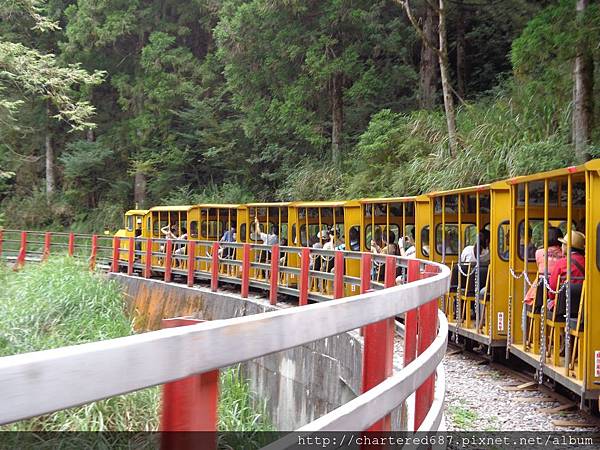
[
  {"left": 115, "top": 209, "right": 148, "bottom": 262},
  {"left": 419, "top": 184, "right": 511, "bottom": 349},
  {"left": 507, "top": 160, "right": 600, "bottom": 402},
  {"left": 288, "top": 200, "right": 361, "bottom": 298}
]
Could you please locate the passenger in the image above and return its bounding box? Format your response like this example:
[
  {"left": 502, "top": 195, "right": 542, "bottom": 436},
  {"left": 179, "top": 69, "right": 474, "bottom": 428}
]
[
  {"left": 524, "top": 227, "right": 562, "bottom": 306},
  {"left": 134, "top": 228, "right": 142, "bottom": 262},
  {"left": 220, "top": 226, "right": 236, "bottom": 259},
  {"left": 254, "top": 217, "right": 278, "bottom": 266},
  {"left": 159, "top": 224, "right": 178, "bottom": 255},
  {"left": 174, "top": 227, "right": 188, "bottom": 266},
  {"left": 518, "top": 225, "right": 536, "bottom": 260},
  {"left": 460, "top": 230, "right": 490, "bottom": 265},
  {"left": 348, "top": 227, "right": 360, "bottom": 251},
  {"left": 400, "top": 229, "right": 416, "bottom": 258},
  {"left": 547, "top": 230, "right": 586, "bottom": 310},
  {"left": 322, "top": 228, "right": 340, "bottom": 272}
]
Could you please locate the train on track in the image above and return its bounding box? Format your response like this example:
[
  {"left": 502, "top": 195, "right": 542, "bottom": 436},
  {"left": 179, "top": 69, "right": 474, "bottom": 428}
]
[{"left": 114, "top": 159, "right": 600, "bottom": 408}]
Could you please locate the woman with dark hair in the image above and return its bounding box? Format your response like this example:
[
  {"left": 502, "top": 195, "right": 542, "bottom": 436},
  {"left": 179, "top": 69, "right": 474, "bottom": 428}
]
[{"left": 524, "top": 227, "right": 563, "bottom": 306}]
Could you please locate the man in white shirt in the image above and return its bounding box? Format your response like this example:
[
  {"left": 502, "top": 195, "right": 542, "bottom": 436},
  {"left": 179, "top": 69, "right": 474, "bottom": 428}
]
[{"left": 459, "top": 230, "right": 490, "bottom": 264}]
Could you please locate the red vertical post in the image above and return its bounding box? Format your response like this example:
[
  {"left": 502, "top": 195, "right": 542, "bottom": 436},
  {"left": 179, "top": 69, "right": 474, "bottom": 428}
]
[
  {"left": 145, "top": 238, "right": 153, "bottom": 278},
  {"left": 127, "top": 237, "right": 135, "bottom": 276},
  {"left": 187, "top": 240, "right": 196, "bottom": 287},
  {"left": 333, "top": 250, "right": 344, "bottom": 299},
  {"left": 89, "top": 234, "right": 98, "bottom": 271},
  {"left": 414, "top": 298, "right": 438, "bottom": 430},
  {"left": 164, "top": 239, "right": 173, "bottom": 282},
  {"left": 43, "top": 232, "right": 51, "bottom": 261},
  {"left": 68, "top": 232, "right": 75, "bottom": 257},
  {"left": 359, "top": 253, "right": 373, "bottom": 337},
  {"left": 241, "top": 243, "right": 250, "bottom": 298},
  {"left": 299, "top": 247, "right": 310, "bottom": 306},
  {"left": 361, "top": 253, "right": 394, "bottom": 432},
  {"left": 404, "top": 259, "right": 420, "bottom": 366},
  {"left": 211, "top": 241, "right": 220, "bottom": 292},
  {"left": 14, "top": 231, "right": 27, "bottom": 270},
  {"left": 161, "top": 317, "right": 218, "bottom": 450},
  {"left": 111, "top": 236, "right": 120, "bottom": 273},
  {"left": 269, "top": 244, "right": 280, "bottom": 305}
]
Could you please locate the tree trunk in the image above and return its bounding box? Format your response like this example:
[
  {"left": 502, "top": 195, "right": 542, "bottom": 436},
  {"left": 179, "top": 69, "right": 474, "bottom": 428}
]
[
  {"left": 45, "top": 132, "right": 55, "bottom": 198},
  {"left": 573, "top": 0, "right": 593, "bottom": 162},
  {"left": 438, "top": 0, "right": 458, "bottom": 156},
  {"left": 419, "top": 2, "right": 438, "bottom": 109},
  {"left": 134, "top": 172, "right": 146, "bottom": 208},
  {"left": 45, "top": 103, "right": 55, "bottom": 199},
  {"left": 456, "top": 0, "right": 466, "bottom": 99},
  {"left": 331, "top": 73, "right": 343, "bottom": 167}
]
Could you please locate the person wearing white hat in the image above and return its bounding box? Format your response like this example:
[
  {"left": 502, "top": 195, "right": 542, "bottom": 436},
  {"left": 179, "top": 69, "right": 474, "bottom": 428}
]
[{"left": 547, "top": 230, "right": 586, "bottom": 309}]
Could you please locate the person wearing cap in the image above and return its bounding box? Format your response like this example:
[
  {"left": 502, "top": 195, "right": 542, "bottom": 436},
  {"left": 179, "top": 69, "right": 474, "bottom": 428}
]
[{"left": 547, "top": 230, "right": 586, "bottom": 308}]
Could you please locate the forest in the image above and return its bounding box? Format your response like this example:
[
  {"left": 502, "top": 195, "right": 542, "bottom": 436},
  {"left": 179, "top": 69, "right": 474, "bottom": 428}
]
[{"left": 0, "top": 0, "right": 598, "bottom": 232}]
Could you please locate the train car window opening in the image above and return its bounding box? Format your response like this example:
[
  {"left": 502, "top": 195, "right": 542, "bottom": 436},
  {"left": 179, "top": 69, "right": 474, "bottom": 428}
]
[
  {"left": 189, "top": 221, "right": 198, "bottom": 239},
  {"left": 465, "top": 194, "right": 491, "bottom": 214},
  {"left": 435, "top": 224, "right": 460, "bottom": 255},
  {"left": 201, "top": 221, "right": 223, "bottom": 239},
  {"left": 126, "top": 215, "right": 133, "bottom": 232},
  {"left": 515, "top": 219, "right": 579, "bottom": 260},
  {"left": 498, "top": 220, "right": 510, "bottom": 261},
  {"left": 421, "top": 226, "right": 430, "bottom": 257},
  {"left": 240, "top": 224, "right": 247, "bottom": 242},
  {"left": 146, "top": 217, "right": 151, "bottom": 233},
  {"left": 464, "top": 224, "right": 478, "bottom": 247},
  {"left": 518, "top": 180, "right": 559, "bottom": 206},
  {"left": 561, "top": 181, "right": 586, "bottom": 207},
  {"left": 291, "top": 224, "right": 297, "bottom": 245},
  {"left": 365, "top": 224, "right": 399, "bottom": 249}
]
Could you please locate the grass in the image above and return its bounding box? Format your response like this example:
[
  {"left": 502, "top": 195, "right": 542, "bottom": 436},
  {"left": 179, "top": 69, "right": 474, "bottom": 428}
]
[
  {"left": 0, "top": 257, "right": 273, "bottom": 434},
  {"left": 448, "top": 401, "right": 479, "bottom": 430}
]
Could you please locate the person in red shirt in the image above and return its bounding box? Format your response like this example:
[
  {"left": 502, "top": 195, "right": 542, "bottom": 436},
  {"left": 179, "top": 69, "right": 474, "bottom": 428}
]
[{"left": 547, "top": 230, "right": 585, "bottom": 310}]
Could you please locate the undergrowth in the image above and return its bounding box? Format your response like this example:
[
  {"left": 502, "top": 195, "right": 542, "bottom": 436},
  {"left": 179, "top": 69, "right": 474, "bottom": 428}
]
[{"left": 0, "top": 258, "right": 273, "bottom": 433}]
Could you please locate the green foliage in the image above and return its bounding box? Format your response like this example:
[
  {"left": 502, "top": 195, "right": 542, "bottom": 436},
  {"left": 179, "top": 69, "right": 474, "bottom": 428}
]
[
  {"left": 0, "top": 257, "right": 160, "bottom": 431},
  {"left": 218, "top": 366, "right": 273, "bottom": 434}
]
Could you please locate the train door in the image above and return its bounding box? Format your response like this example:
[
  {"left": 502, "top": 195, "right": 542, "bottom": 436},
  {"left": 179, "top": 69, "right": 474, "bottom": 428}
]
[
  {"left": 585, "top": 161, "right": 600, "bottom": 391},
  {"left": 489, "top": 182, "right": 511, "bottom": 344}
]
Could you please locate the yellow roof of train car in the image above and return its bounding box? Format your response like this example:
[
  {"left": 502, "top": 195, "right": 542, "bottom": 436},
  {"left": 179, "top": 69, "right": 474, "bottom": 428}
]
[
  {"left": 506, "top": 159, "right": 600, "bottom": 184},
  {"left": 149, "top": 205, "right": 196, "bottom": 212},
  {"left": 359, "top": 196, "right": 417, "bottom": 204},
  {"left": 291, "top": 200, "right": 359, "bottom": 207},
  {"left": 427, "top": 184, "right": 491, "bottom": 197},
  {"left": 125, "top": 209, "right": 149, "bottom": 216},
  {"left": 196, "top": 203, "right": 241, "bottom": 209},
  {"left": 244, "top": 202, "right": 292, "bottom": 207}
]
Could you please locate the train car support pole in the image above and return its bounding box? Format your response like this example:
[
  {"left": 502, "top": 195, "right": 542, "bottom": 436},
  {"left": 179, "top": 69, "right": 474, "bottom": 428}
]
[
  {"left": 269, "top": 244, "right": 280, "bottom": 305},
  {"left": 161, "top": 317, "right": 218, "bottom": 450},
  {"left": 211, "top": 242, "right": 219, "bottom": 292},
  {"left": 111, "top": 236, "right": 120, "bottom": 273},
  {"left": 299, "top": 247, "right": 310, "bottom": 306},
  {"left": 187, "top": 240, "right": 196, "bottom": 287},
  {"left": 241, "top": 243, "right": 250, "bottom": 298}
]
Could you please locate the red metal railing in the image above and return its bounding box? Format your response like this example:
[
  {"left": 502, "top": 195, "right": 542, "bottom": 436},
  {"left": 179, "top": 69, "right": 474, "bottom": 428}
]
[{"left": 0, "top": 229, "right": 449, "bottom": 437}]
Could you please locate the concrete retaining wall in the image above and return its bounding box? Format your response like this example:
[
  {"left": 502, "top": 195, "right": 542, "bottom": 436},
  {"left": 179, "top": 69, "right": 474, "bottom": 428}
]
[{"left": 108, "top": 274, "right": 363, "bottom": 429}]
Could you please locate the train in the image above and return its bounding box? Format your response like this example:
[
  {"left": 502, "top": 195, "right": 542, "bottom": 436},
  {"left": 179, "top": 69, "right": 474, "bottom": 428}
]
[{"left": 114, "top": 159, "right": 600, "bottom": 407}]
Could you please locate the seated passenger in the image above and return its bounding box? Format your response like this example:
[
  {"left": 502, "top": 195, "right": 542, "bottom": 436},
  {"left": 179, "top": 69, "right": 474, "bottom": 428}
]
[
  {"left": 547, "top": 230, "right": 585, "bottom": 311},
  {"left": 460, "top": 230, "right": 490, "bottom": 265},
  {"left": 518, "top": 225, "right": 536, "bottom": 260},
  {"left": 524, "top": 227, "right": 562, "bottom": 306},
  {"left": 348, "top": 227, "right": 360, "bottom": 251},
  {"left": 400, "top": 229, "right": 416, "bottom": 258}
]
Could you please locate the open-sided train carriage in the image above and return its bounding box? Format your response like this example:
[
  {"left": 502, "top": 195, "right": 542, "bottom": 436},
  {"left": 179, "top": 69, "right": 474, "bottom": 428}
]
[{"left": 507, "top": 160, "right": 600, "bottom": 404}]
